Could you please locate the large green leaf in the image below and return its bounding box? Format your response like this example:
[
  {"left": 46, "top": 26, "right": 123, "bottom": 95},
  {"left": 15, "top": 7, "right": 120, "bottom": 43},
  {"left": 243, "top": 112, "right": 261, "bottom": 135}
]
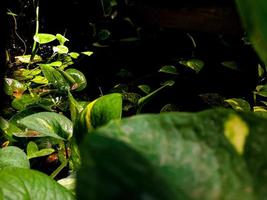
[
  {"left": 235, "top": 0, "right": 267, "bottom": 65},
  {"left": 0, "top": 168, "right": 74, "bottom": 200},
  {"left": 0, "top": 146, "right": 30, "bottom": 170},
  {"left": 79, "top": 109, "right": 266, "bottom": 200},
  {"left": 77, "top": 134, "right": 182, "bottom": 200},
  {"left": 17, "top": 112, "right": 73, "bottom": 140}
]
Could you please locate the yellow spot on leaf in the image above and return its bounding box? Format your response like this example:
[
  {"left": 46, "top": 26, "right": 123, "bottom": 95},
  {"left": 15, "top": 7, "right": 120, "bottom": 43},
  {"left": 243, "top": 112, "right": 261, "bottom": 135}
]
[{"left": 224, "top": 115, "right": 249, "bottom": 155}]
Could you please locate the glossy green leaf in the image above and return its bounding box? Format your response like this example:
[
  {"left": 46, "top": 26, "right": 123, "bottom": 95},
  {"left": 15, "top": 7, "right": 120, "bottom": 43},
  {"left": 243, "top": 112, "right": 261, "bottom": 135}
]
[
  {"left": 31, "top": 76, "right": 49, "bottom": 84},
  {"left": 18, "top": 112, "right": 73, "bottom": 140},
  {"left": 138, "top": 84, "right": 151, "bottom": 94},
  {"left": 75, "top": 93, "right": 122, "bottom": 144},
  {"left": 15, "top": 54, "right": 42, "bottom": 64},
  {"left": 53, "top": 45, "right": 69, "bottom": 54},
  {"left": 225, "top": 98, "right": 251, "bottom": 111},
  {"left": 159, "top": 65, "right": 178, "bottom": 75},
  {"left": 69, "top": 52, "right": 80, "bottom": 59},
  {"left": 34, "top": 33, "right": 56, "bottom": 44},
  {"left": 82, "top": 109, "right": 267, "bottom": 199},
  {"left": 56, "top": 33, "right": 69, "bottom": 45},
  {"left": 26, "top": 141, "right": 55, "bottom": 159},
  {"left": 11, "top": 94, "right": 40, "bottom": 111},
  {"left": 81, "top": 51, "right": 94, "bottom": 56},
  {"left": 65, "top": 68, "right": 87, "bottom": 91},
  {"left": 235, "top": 0, "right": 267, "bottom": 65},
  {"left": 179, "top": 59, "right": 204, "bottom": 73},
  {"left": 77, "top": 134, "right": 180, "bottom": 200},
  {"left": 50, "top": 61, "right": 63, "bottom": 67},
  {"left": 0, "top": 146, "right": 30, "bottom": 170},
  {"left": 255, "top": 85, "right": 267, "bottom": 97},
  {"left": 40, "top": 65, "right": 70, "bottom": 90},
  {"left": 0, "top": 168, "right": 74, "bottom": 200},
  {"left": 90, "top": 93, "right": 122, "bottom": 129}
]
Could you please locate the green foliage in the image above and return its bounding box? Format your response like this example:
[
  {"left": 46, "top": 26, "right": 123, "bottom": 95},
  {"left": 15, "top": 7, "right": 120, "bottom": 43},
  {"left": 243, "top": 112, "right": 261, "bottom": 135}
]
[
  {"left": 179, "top": 59, "right": 204, "bottom": 73},
  {"left": 235, "top": 0, "right": 267, "bottom": 65},
  {"left": 0, "top": 168, "right": 74, "bottom": 200},
  {"left": 26, "top": 141, "right": 55, "bottom": 159},
  {"left": 74, "top": 93, "right": 122, "bottom": 144},
  {"left": 18, "top": 112, "right": 73, "bottom": 140},
  {"left": 34, "top": 33, "right": 57, "bottom": 44},
  {"left": 0, "top": 146, "right": 30, "bottom": 170},
  {"left": 77, "top": 134, "right": 180, "bottom": 200},
  {"left": 225, "top": 98, "right": 251, "bottom": 112},
  {"left": 159, "top": 65, "right": 178, "bottom": 75},
  {"left": 77, "top": 109, "right": 267, "bottom": 199}
]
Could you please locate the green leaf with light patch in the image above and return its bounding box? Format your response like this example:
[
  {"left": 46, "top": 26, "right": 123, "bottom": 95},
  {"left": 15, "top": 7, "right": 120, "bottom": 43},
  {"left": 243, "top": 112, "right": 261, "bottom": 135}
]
[
  {"left": 56, "top": 34, "right": 69, "bottom": 45},
  {"left": 159, "top": 65, "right": 178, "bottom": 75},
  {"left": 53, "top": 45, "right": 69, "bottom": 54},
  {"left": 81, "top": 51, "right": 94, "bottom": 56},
  {"left": 0, "top": 146, "right": 30, "bottom": 170},
  {"left": 78, "top": 109, "right": 261, "bottom": 200},
  {"left": 15, "top": 54, "right": 42, "bottom": 64},
  {"left": 31, "top": 76, "right": 49, "bottom": 84},
  {"left": 34, "top": 33, "right": 56, "bottom": 44},
  {"left": 27, "top": 141, "right": 55, "bottom": 159},
  {"left": 179, "top": 59, "right": 204, "bottom": 73},
  {"left": 18, "top": 112, "right": 73, "bottom": 140},
  {"left": 225, "top": 98, "right": 251, "bottom": 112}
]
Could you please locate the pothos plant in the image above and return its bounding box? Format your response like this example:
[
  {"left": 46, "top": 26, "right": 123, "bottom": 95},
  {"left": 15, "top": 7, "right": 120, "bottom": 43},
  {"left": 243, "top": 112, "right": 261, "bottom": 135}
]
[
  {"left": 1, "top": 2, "right": 124, "bottom": 189},
  {"left": 2, "top": 1, "right": 267, "bottom": 200}
]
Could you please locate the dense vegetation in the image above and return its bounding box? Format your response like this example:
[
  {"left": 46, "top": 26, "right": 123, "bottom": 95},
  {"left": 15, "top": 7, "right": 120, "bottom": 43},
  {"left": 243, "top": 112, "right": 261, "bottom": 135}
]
[{"left": 1, "top": 0, "right": 267, "bottom": 199}]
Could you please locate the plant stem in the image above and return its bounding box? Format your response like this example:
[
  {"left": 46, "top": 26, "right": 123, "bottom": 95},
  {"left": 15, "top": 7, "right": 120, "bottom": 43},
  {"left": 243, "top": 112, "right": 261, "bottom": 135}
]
[
  {"left": 50, "top": 159, "right": 68, "bottom": 179},
  {"left": 30, "top": 0, "right": 40, "bottom": 61}
]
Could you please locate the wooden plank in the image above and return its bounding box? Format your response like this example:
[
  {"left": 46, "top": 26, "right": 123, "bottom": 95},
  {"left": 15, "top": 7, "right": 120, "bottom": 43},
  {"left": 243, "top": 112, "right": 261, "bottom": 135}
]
[{"left": 134, "top": 4, "right": 242, "bottom": 34}]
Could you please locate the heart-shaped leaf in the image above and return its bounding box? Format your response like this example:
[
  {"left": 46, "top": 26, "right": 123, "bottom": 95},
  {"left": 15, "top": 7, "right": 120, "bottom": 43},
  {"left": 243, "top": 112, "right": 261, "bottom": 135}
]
[
  {"left": 0, "top": 146, "right": 30, "bottom": 170},
  {"left": 56, "top": 34, "right": 69, "bottom": 45},
  {"left": 0, "top": 168, "right": 74, "bottom": 200},
  {"left": 18, "top": 112, "right": 73, "bottom": 140},
  {"left": 27, "top": 141, "right": 55, "bottom": 159},
  {"left": 34, "top": 33, "right": 56, "bottom": 44},
  {"left": 179, "top": 59, "right": 204, "bottom": 73},
  {"left": 159, "top": 65, "right": 178, "bottom": 75},
  {"left": 225, "top": 98, "right": 251, "bottom": 112},
  {"left": 53, "top": 45, "right": 69, "bottom": 54},
  {"left": 75, "top": 93, "right": 122, "bottom": 144},
  {"left": 65, "top": 68, "right": 87, "bottom": 91}
]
